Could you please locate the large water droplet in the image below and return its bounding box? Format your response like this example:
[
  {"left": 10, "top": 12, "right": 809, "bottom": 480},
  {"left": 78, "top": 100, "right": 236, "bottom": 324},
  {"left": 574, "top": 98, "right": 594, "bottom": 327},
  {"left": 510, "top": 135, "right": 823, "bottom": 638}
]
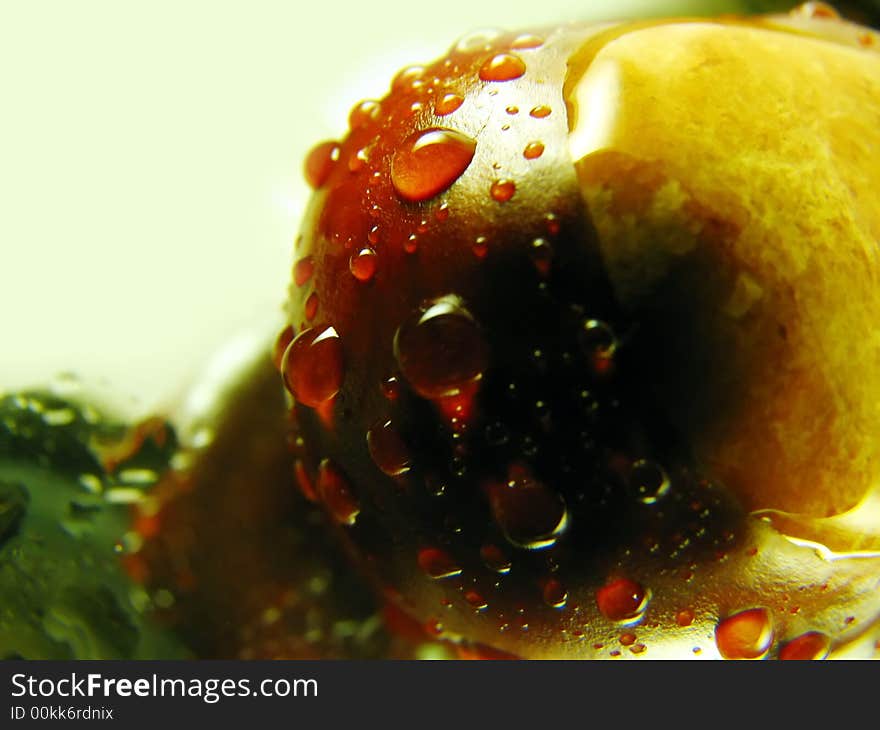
[
  {"left": 596, "top": 578, "right": 650, "bottom": 623},
  {"left": 317, "top": 459, "right": 359, "bottom": 525},
  {"left": 418, "top": 547, "right": 462, "bottom": 579},
  {"left": 348, "top": 99, "right": 382, "bottom": 129},
  {"left": 488, "top": 463, "right": 568, "bottom": 550},
  {"left": 391, "top": 128, "right": 476, "bottom": 202},
  {"left": 542, "top": 578, "right": 568, "bottom": 608},
  {"left": 479, "top": 53, "right": 526, "bottom": 82},
  {"left": 714, "top": 608, "right": 774, "bottom": 660},
  {"left": 367, "top": 420, "right": 413, "bottom": 477},
  {"left": 281, "top": 326, "right": 344, "bottom": 408},
  {"left": 394, "top": 295, "right": 488, "bottom": 399},
  {"left": 272, "top": 325, "right": 295, "bottom": 371}
]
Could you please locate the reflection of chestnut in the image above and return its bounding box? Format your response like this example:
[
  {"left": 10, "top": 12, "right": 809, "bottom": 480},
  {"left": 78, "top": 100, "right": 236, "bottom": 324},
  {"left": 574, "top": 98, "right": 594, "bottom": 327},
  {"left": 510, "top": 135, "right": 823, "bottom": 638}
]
[{"left": 275, "top": 5, "right": 880, "bottom": 659}]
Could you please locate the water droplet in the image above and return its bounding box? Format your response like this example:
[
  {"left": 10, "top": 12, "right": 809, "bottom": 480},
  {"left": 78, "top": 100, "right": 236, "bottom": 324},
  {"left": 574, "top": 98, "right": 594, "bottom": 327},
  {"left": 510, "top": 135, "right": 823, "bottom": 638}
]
[
  {"left": 435, "top": 93, "right": 464, "bottom": 116},
  {"left": 480, "top": 543, "right": 511, "bottom": 574},
  {"left": 367, "top": 225, "right": 381, "bottom": 244},
  {"left": 294, "top": 458, "right": 318, "bottom": 502},
  {"left": 545, "top": 213, "right": 560, "bottom": 236},
  {"left": 381, "top": 376, "right": 400, "bottom": 400},
  {"left": 630, "top": 459, "right": 671, "bottom": 504},
  {"left": 293, "top": 256, "right": 315, "bottom": 287},
  {"left": 367, "top": 420, "right": 413, "bottom": 476},
  {"left": 348, "top": 146, "right": 370, "bottom": 173},
  {"left": 393, "top": 65, "right": 426, "bottom": 90},
  {"left": 488, "top": 463, "right": 568, "bottom": 550},
  {"left": 530, "top": 105, "right": 551, "bottom": 118},
  {"left": 465, "top": 590, "right": 488, "bottom": 610},
  {"left": 272, "top": 325, "right": 295, "bottom": 371},
  {"left": 529, "top": 238, "right": 553, "bottom": 277},
  {"left": 303, "top": 141, "right": 340, "bottom": 188},
  {"left": 435, "top": 203, "right": 450, "bottom": 221},
  {"left": 479, "top": 53, "right": 526, "bottom": 82},
  {"left": 304, "top": 292, "right": 319, "bottom": 321},
  {"left": 391, "top": 128, "right": 477, "bottom": 202},
  {"left": 349, "top": 247, "right": 378, "bottom": 282},
  {"left": 542, "top": 578, "right": 568, "bottom": 608},
  {"left": 281, "top": 326, "right": 344, "bottom": 408},
  {"left": 394, "top": 295, "right": 488, "bottom": 399},
  {"left": 779, "top": 631, "right": 830, "bottom": 660},
  {"left": 349, "top": 99, "right": 382, "bottom": 129},
  {"left": 454, "top": 29, "right": 502, "bottom": 54},
  {"left": 675, "top": 609, "right": 695, "bottom": 627},
  {"left": 581, "top": 320, "right": 616, "bottom": 376},
  {"left": 404, "top": 234, "right": 419, "bottom": 253},
  {"left": 619, "top": 632, "right": 637, "bottom": 646},
  {"left": 505, "top": 105, "right": 519, "bottom": 115},
  {"left": 490, "top": 179, "right": 516, "bottom": 202},
  {"left": 715, "top": 608, "right": 774, "bottom": 660},
  {"left": 793, "top": 2, "right": 840, "bottom": 19},
  {"left": 418, "top": 547, "right": 462, "bottom": 579},
  {"left": 472, "top": 236, "right": 489, "bottom": 259},
  {"left": 596, "top": 578, "right": 650, "bottom": 623},
  {"left": 317, "top": 459, "right": 359, "bottom": 525},
  {"left": 510, "top": 34, "right": 544, "bottom": 50},
  {"left": 523, "top": 141, "right": 544, "bottom": 159}
]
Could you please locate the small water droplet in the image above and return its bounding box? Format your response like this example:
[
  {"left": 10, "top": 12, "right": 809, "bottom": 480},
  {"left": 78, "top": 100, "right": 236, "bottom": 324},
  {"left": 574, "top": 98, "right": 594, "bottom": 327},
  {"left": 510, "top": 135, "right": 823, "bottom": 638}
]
[
  {"left": 367, "top": 420, "right": 413, "bottom": 477},
  {"left": 304, "top": 292, "right": 319, "bottom": 321},
  {"left": 596, "top": 578, "right": 650, "bottom": 623},
  {"left": 542, "top": 578, "right": 568, "bottom": 608},
  {"left": 510, "top": 34, "right": 544, "bottom": 50},
  {"left": 294, "top": 458, "right": 318, "bottom": 502},
  {"left": 479, "top": 53, "right": 526, "bottom": 82},
  {"left": 435, "top": 203, "right": 450, "bottom": 221},
  {"left": 272, "top": 325, "right": 295, "bottom": 371},
  {"left": 465, "top": 590, "right": 488, "bottom": 610},
  {"left": 480, "top": 543, "right": 512, "bottom": 574},
  {"left": 393, "top": 65, "right": 426, "bottom": 89},
  {"left": 293, "top": 256, "right": 315, "bottom": 287},
  {"left": 715, "top": 608, "right": 774, "bottom": 660},
  {"left": 381, "top": 375, "right": 400, "bottom": 400},
  {"left": 391, "top": 128, "right": 477, "bottom": 202},
  {"left": 472, "top": 236, "right": 489, "bottom": 259},
  {"left": 488, "top": 463, "right": 568, "bottom": 550},
  {"left": 530, "top": 105, "right": 551, "bottom": 118},
  {"left": 792, "top": 2, "right": 841, "bottom": 19},
  {"left": 435, "top": 93, "right": 464, "bottom": 116},
  {"left": 317, "top": 459, "right": 359, "bottom": 525},
  {"left": 454, "top": 29, "right": 502, "bottom": 54},
  {"left": 281, "top": 326, "right": 344, "bottom": 408},
  {"left": 630, "top": 459, "right": 671, "bottom": 504},
  {"left": 529, "top": 238, "right": 553, "bottom": 277},
  {"left": 505, "top": 105, "right": 519, "bottom": 115},
  {"left": 675, "top": 608, "right": 695, "bottom": 627},
  {"left": 367, "top": 225, "right": 381, "bottom": 244},
  {"left": 418, "top": 547, "right": 462, "bottom": 579},
  {"left": 303, "top": 141, "right": 340, "bottom": 188},
  {"left": 394, "top": 295, "right": 488, "bottom": 399},
  {"left": 348, "top": 99, "right": 382, "bottom": 129},
  {"left": 779, "top": 631, "right": 830, "bottom": 660},
  {"left": 523, "top": 141, "right": 544, "bottom": 159},
  {"left": 490, "top": 179, "right": 516, "bottom": 202},
  {"left": 349, "top": 247, "right": 378, "bottom": 282},
  {"left": 348, "top": 146, "right": 370, "bottom": 173},
  {"left": 404, "top": 234, "right": 419, "bottom": 253}
]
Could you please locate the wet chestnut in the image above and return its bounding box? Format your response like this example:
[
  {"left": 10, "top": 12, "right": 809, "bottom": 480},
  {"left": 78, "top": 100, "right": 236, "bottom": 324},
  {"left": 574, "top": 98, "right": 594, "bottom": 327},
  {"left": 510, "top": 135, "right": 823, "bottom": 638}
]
[{"left": 279, "top": 6, "right": 880, "bottom": 659}]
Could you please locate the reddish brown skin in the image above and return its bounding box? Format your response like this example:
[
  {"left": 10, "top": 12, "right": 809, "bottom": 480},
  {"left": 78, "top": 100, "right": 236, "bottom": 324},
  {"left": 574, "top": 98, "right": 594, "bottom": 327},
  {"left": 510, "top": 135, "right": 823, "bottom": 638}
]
[{"left": 279, "top": 25, "right": 756, "bottom": 659}]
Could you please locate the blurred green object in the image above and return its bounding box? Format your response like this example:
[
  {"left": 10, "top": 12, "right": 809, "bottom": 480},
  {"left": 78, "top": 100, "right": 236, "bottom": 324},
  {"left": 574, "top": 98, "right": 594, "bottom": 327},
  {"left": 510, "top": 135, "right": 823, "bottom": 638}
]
[{"left": 0, "top": 390, "right": 188, "bottom": 659}]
